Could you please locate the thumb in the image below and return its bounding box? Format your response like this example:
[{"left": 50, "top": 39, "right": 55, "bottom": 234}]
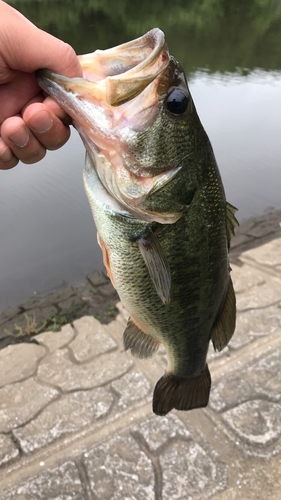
[{"left": 0, "top": 2, "right": 83, "bottom": 78}]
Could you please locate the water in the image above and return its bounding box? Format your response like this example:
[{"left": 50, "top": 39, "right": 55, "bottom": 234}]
[{"left": 1, "top": 0, "right": 281, "bottom": 312}]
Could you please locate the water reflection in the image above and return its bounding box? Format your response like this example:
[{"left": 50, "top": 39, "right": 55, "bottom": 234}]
[{"left": 1, "top": 0, "right": 281, "bottom": 311}]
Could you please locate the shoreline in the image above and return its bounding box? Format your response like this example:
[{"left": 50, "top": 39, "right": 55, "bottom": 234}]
[{"left": 0, "top": 209, "right": 280, "bottom": 349}]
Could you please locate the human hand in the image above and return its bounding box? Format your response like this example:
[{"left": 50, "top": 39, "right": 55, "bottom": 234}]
[{"left": 0, "top": 1, "right": 83, "bottom": 169}]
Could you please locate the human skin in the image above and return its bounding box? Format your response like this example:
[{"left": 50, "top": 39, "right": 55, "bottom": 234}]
[{"left": 0, "top": 1, "right": 83, "bottom": 169}]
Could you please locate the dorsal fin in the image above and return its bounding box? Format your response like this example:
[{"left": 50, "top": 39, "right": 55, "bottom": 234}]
[
  {"left": 136, "top": 229, "right": 171, "bottom": 305},
  {"left": 226, "top": 202, "right": 239, "bottom": 248}
]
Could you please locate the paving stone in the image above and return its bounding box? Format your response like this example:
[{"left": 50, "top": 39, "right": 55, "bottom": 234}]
[
  {"left": 241, "top": 237, "right": 281, "bottom": 269},
  {"left": 231, "top": 263, "right": 281, "bottom": 310},
  {"left": 161, "top": 440, "right": 227, "bottom": 500},
  {"left": 0, "top": 434, "right": 19, "bottom": 466},
  {"left": 0, "top": 343, "right": 46, "bottom": 387},
  {"left": 87, "top": 270, "right": 108, "bottom": 287},
  {"left": 222, "top": 400, "right": 281, "bottom": 457},
  {"left": 2, "top": 306, "right": 58, "bottom": 338},
  {"left": 70, "top": 316, "right": 117, "bottom": 361},
  {"left": 0, "top": 378, "right": 59, "bottom": 433},
  {"left": 0, "top": 306, "right": 22, "bottom": 326},
  {"left": 37, "top": 348, "right": 133, "bottom": 391},
  {"left": 83, "top": 432, "right": 155, "bottom": 500},
  {"left": 231, "top": 265, "right": 265, "bottom": 294},
  {"left": 4, "top": 460, "right": 84, "bottom": 500},
  {"left": 246, "top": 218, "right": 281, "bottom": 238},
  {"left": 34, "top": 324, "right": 75, "bottom": 353},
  {"left": 111, "top": 369, "right": 151, "bottom": 410},
  {"left": 230, "top": 233, "right": 253, "bottom": 249},
  {"left": 21, "top": 286, "right": 77, "bottom": 310},
  {"left": 131, "top": 414, "right": 191, "bottom": 453},
  {"left": 57, "top": 295, "right": 85, "bottom": 313},
  {"left": 229, "top": 304, "right": 281, "bottom": 349},
  {"left": 210, "top": 349, "right": 281, "bottom": 413},
  {"left": 13, "top": 387, "right": 114, "bottom": 454},
  {"left": 99, "top": 282, "right": 118, "bottom": 298}
]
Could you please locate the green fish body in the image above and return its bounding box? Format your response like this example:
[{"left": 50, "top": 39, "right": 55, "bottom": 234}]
[{"left": 37, "top": 28, "right": 238, "bottom": 415}]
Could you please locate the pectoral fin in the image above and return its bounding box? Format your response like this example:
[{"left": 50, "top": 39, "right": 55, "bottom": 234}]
[
  {"left": 226, "top": 202, "right": 239, "bottom": 248},
  {"left": 137, "top": 229, "right": 171, "bottom": 305},
  {"left": 153, "top": 365, "right": 211, "bottom": 416},
  {"left": 123, "top": 316, "right": 160, "bottom": 359},
  {"left": 211, "top": 277, "right": 236, "bottom": 351}
]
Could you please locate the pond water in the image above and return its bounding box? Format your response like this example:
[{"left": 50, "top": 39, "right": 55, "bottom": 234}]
[{"left": 1, "top": 0, "right": 281, "bottom": 312}]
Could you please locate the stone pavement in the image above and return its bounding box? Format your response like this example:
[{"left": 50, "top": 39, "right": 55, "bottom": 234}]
[{"left": 0, "top": 210, "right": 280, "bottom": 500}]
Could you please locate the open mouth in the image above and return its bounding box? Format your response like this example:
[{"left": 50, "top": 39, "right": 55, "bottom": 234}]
[{"left": 37, "top": 28, "right": 169, "bottom": 109}]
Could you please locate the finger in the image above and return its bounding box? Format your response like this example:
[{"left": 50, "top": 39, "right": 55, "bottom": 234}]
[
  {"left": 23, "top": 102, "right": 71, "bottom": 151},
  {"left": 0, "top": 138, "right": 18, "bottom": 170},
  {"left": 43, "top": 96, "right": 72, "bottom": 126},
  {"left": 1, "top": 116, "right": 46, "bottom": 164},
  {"left": 22, "top": 95, "right": 72, "bottom": 126}
]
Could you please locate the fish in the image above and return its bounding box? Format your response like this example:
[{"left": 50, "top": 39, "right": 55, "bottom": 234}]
[{"left": 37, "top": 28, "right": 238, "bottom": 416}]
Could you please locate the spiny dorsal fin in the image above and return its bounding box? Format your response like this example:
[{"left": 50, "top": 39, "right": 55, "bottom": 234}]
[
  {"left": 226, "top": 202, "right": 239, "bottom": 248},
  {"left": 211, "top": 277, "right": 236, "bottom": 352},
  {"left": 153, "top": 365, "right": 211, "bottom": 416},
  {"left": 123, "top": 317, "right": 160, "bottom": 359},
  {"left": 137, "top": 229, "right": 171, "bottom": 305}
]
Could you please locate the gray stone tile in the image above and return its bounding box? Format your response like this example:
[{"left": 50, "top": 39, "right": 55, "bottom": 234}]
[
  {"left": 0, "top": 378, "right": 59, "bottom": 433},
  {"left": 0, "top": 434, "right": 19, "bottom": 466},
  {"left": 13, "top": 387, "right": 114, "bottom": 454},
  {"left": 241, "top": 237, "right": 281, "bottom": 269},
  {"left": 222, "top": 400, "right": 281, "bottom": 457},
  {"left": 231, "top": 263, "right": 281, "bottom": 310},
  {"left": 131, "top": 414, "right": 191, "bottom": 453},
  {"left": 34, "top": 324, "right": 75, "bottom": 353},
  {"left": 87, "top": 270, "right": 108, "bottom": 287},
  {"left": 4, "top": 460, "right": 84, "bottom": 500},
  {"left": 2, "top": 306, "right": 57, "bottom": 337},
  {"left": 57, "top": 295, "right": 85, "bottom": 312},
  {"left": 229, "top": 304, "right": 281, "bottom": 350},
  {"left": 210, "top": 349, "right": 281, "bottom": 413},
  {"left": 70, "top": 316, "right": 117, "bottom": 361},
  {"left": 160, "top": 440, "right": 226, "bottom": 500},
  {"left": 0, "top": 306, "right": 21, "bottom": 326},
  {"left": 0, "top": 343, "right": 46, "bottom": 387},
  {"left": 111, "top": 369, "right": 151, "bottom": 411},
  {"left": 37, "top": 348, "right": 133, "bottom": 391},
  {"left": 231, "top": 264, "right": 265, "bottom": 294},
  {"left": 83, "top": 432, "right": 155, "bottom": 500},
  {"left": 21, "top": 286, "right": 77, "bottom": 310}
]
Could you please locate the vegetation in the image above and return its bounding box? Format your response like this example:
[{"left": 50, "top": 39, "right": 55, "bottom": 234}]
[{"left": 7, "top": 0, "right": 281, "bottom": 75}]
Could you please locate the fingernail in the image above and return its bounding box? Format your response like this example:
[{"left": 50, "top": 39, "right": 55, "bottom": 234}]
[
  {"left": 0, "top": 146, "right": 13, "bottom": 162},
  {"left": 29, "top": 111, "right": 53, "bottom": 133},
  {"left": 9, "top": 126, "right": 29, "bottom": 147}
]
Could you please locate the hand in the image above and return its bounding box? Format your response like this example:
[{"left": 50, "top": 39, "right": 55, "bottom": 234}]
[{"left": 0, "top": 1, "right": 83, "bottom": 169}]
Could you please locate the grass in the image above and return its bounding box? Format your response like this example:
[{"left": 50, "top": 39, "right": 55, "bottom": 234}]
[{"left": 4, "top": 313, "right": 46, "bottom": 337}]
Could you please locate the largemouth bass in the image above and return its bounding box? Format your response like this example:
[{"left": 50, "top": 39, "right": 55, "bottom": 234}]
[{"left": 37, "top": 29, "right": 238, "bottom": 416}]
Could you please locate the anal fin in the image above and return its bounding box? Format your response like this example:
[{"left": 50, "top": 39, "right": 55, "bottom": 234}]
[
  {"left": 211, "top": 277, "right": 236, "bottom": 352},
  {"left": 153, "top": 365, "right": 211, "bottom": 416},
  {"left": 123, "top": 317, "right": 160, "bottom": 359}
]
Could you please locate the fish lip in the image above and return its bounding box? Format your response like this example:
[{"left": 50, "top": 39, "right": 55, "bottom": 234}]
[{"left": 37, "top": 29, "right": 169, "bottom": 107}]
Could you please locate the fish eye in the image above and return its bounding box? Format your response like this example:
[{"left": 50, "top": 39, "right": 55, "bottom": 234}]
[{"left": 166, "top": 89, "right": 189, "bottom": 116}]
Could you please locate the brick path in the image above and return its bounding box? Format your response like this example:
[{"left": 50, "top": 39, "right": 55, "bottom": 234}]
[{"left": 0, "top": 210, "right": 280, "bottom": 500}]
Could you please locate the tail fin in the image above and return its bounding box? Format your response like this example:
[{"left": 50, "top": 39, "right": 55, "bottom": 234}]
[{"left": 153, "top": 365, "right": 211, "bottom": 416}]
